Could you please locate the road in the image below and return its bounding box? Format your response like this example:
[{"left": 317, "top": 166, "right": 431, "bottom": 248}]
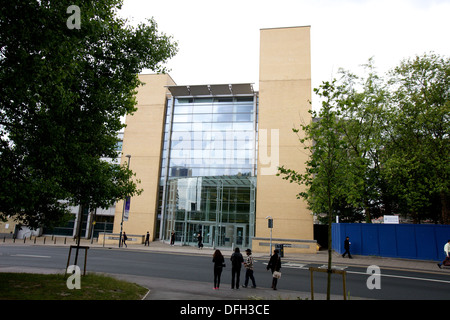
[{"left": 0, "top": 245, "right": 449, "bottom": 300}]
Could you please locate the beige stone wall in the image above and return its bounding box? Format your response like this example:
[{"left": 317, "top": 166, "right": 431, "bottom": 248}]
[
  {"left": 255, "top": 26, "right": 315, "bottom": 253},
  {"left": 0, "top": 217, "right": 17, "bottom": 235},
  {"left": 113, "top": 74, "right": 176, "bottom": 240}
]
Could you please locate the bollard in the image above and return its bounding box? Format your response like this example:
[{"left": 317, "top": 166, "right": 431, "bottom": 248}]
[
  {"left": 64, "top": 237, "right": 67, "bottom": 244},
  {"left": 43, "top": 237, "right": 46, "bottom": 244},
  {"left": 34, "top": 237, "right": 36, "bottom": 244},
  {"left": 24, "top": 237, "right": 26, "bottom": 243}
]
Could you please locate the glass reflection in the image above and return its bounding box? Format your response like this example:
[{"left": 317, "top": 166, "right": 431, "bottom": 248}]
[{"left": 159, "top": 94, "right": 257, "bottom": 247}]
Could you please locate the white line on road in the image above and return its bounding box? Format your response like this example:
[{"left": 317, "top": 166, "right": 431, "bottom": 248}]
[
  {"left": 347, "top": 270, "right": 450, "bottom": 284},
  {"left": 11, "top": 254, "right": 51, "bottom": 258}
]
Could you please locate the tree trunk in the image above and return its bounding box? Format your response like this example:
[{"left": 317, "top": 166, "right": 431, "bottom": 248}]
[{"left": 326, "top": 187, "right": 333, "bottom": 300}]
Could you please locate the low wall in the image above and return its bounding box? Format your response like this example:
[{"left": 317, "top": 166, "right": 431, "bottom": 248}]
[
  {"left": 252, "top": 237, "right": 318, "bottom": 254},
  {"left": 332, "top": 223, "right": 450, "bottom": 261},
  {"left": 98, "top": 233, "right": 145, "bottom": 245}
]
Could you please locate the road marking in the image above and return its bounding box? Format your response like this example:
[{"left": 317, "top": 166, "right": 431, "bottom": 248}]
[
  {"left": 263, "top": 262, "right": 308, "bottom": 269},
  {"left": 346, "top": 270, "right": 450, "bottom": 284},
  {"left": 283, "top": 262, "right": 308, "bottom": 269},
  {"left": 11, "top": 254, "right": 51, "bottom": 258},
  {"left": 318, "top": 264, "right": 348, "bottom": 271}
]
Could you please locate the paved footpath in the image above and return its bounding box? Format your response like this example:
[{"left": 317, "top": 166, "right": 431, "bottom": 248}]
[{"left": 1, "top": 237, "right": 448, "bottom": 300}]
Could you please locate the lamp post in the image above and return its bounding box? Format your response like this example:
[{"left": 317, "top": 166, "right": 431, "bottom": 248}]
[
  {"left": 266, "top": 216, "right": 273, "bottom": 256},
  {"left": 119, "top": 154, "right": 131, "bottom": 247}
]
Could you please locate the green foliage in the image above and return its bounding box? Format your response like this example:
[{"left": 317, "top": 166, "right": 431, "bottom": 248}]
[
  {"left": 278, "top": 53, "right": 449, "bottom": 225},
  {"left": 0, "top": 1, "right": 178, "bottom": 228}
]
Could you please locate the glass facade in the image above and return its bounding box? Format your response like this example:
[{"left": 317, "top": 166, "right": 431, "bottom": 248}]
[{"left": 158, "top": 89, "right": 258, "bottom": 248}]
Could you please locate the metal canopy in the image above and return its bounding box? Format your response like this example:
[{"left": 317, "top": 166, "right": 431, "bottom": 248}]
[
  {"left": 189, "top": 85, "right": 211, "bottom": 96},
  {"left": 167, "top": 83, "right": 254, "bottom": 97},
  {"left": 167, "top": 86, "right": 190, "bottom": 96},
  {"left": 230, "top": 83, "right": 254, "bottom": 95}
]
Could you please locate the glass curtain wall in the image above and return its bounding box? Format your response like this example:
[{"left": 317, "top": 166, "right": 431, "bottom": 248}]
[{"left": 158, "top": 93, "right": 258, "bottom": 248}]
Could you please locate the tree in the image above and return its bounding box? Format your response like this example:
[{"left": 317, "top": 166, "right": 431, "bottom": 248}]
[
  {"left": 0, "top": 1, "right": 178, "bottom": 229},
  {"left": 279, "top": 81, "right": 357, "bottom": 299},
  {"left": 333, "top": 59, "right": 389, "bottom": 222},
  {"left": 383, "top": 53, "right": 450, "bottom": 224}
]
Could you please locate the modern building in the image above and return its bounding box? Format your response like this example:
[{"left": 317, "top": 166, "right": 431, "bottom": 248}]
[{"left": 110, "top": 26, "right": 316, "bottom": 253}]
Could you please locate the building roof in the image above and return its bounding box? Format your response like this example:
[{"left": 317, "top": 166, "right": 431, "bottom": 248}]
[{"left": 166, "top": 83, "right": 255, "bottom": 97}]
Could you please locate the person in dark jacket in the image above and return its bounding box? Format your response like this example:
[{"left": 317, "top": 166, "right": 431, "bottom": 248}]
[
  {"left": 230, "top": 247, "right": 244, "bottom": 289},
  {"left": 342, "top": 236, "right": 352, "bottom": 258},
  {"left": 267, "top": 249, "right": 282, "bottom": 290},
  {"left": 197, "top": 233, "right": 203, "bottom": 249},
  {"left": 212, "top": 250, "right": 225, "bottom": 289}
]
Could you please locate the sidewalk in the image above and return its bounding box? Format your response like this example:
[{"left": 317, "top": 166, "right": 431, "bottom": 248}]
[{"left": 1, "top": 237, "right": 448, "bottom": 300}]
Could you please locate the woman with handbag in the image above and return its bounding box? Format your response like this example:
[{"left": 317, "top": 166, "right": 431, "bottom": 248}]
[
  {"left": 267, "top": 249, "right": 282, "bottom": 290},
  {"left": 212, "top": 250, "right": 225, "bottom": 289}
]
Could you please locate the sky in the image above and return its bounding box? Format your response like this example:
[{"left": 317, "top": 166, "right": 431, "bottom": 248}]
[{"left": 119, "top": 0, "right": 449, "bottom": 104}]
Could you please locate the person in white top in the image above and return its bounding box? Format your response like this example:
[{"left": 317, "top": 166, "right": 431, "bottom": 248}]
[{"left": 437, "top": 239, "right": 450, "bottom": 269}]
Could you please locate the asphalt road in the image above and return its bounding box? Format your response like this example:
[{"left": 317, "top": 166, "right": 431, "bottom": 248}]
[{"left": 1, "top": 245, "right": 449, "bottom": 300}]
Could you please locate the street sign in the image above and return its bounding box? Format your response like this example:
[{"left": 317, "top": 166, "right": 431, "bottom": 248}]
[{"left": 124, "top": 197, "right": 131, "bottom": 221}]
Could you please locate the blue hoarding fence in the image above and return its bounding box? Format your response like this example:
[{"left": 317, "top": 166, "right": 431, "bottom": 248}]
[{"left": 332, "top": 223, "right": 450, "bottom": 261}]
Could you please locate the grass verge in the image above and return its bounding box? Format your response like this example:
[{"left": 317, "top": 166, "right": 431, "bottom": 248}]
[{"left": 0, "top": 273, "right": 148, "bottom": 300}]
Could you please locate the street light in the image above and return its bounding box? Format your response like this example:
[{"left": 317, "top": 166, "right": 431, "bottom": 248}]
[
  {"left": 266, "top": 215, "right": 273, "bottom": 256},
  {"left": 119, "top": 154, "right": 131, "bottom": 248}
]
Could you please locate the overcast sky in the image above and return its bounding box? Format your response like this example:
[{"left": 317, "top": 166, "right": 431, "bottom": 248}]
[{"left": 120, "top": 0, "right": 449, "bottom": 99}]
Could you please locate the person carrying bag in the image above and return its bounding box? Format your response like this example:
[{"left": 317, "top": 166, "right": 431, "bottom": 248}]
[{"left": 267, "top": 249, "right": 282, "bottom": 290}]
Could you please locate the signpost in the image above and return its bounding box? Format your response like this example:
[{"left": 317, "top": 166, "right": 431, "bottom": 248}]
[{"left": 119, "top": 155, "right": 131, "bottom": 247}]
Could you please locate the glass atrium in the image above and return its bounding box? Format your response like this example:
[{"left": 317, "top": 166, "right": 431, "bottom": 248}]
[{"left": 158, "top": 84, "right": 258, "bottom": 248}]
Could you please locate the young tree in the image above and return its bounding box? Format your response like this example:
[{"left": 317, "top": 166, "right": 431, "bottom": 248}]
[
  {"left": 279, "top": 81, "right": 355, "bottom": 299},
  {"left": 0, "top": 1, "right": 178, "bottom": 229}
]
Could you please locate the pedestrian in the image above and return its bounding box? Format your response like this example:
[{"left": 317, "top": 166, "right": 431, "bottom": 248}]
[
  {"left": 122, "top": 231, "right": 128, "bottom": 248},
  {"left": 267, "top": 249, "right": 282, "bottom": 290},
  {"left": 242, "top": 248, "right": 256, "bottom": 288},
  {"left": 342, "top": 236, "right": 352, "bottom": 258},
  {"left": 230, "top": 247, "right": 244, "bottom": 289},
  {"left": 197, "top": 233, "right": 203, "bottom": 249},
  {"left": 170, "top": 231, "right": 175, "bottom": 246},
  {"left": 144, "top": 231, "right": 150, "bottom": 246},
  {"left": 437, "top": 239, "right": 450, "bottom": 269},
  {"left": 212, "top": 249, "right": 225, "bottom": 289}
]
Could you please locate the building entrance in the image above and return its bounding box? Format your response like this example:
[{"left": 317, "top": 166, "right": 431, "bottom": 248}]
[{"left": 161, "top": 176, "right": 255, "bottom": 248}]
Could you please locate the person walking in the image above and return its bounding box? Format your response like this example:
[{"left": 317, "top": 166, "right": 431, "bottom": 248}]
[
  {"left": 144, "top": 231, "right": 150, "bottom": 246},
  {"left": 170, "top": 231, "right": 175, "bottom": 246},
  {"left": 242, "top": 248, "right": 256, "bottom": 288},
  {"left": 212, "top": 250, "right": 225, "bottom": 289},
  {"left": 267, "top": 249, "right": 282, "bottom": 290},
  {"left": 437, "top": 239, "right": 450, "bottom": 269},
  {"left": 122, "top": 232, "right": 128, "bottom": 248},
  {"left": 197, "top": 233, "right": 203, "bottom": 249},
  {"left": 230, "top": 247, "right": 244, "bottom": 289},
  {"left": 342, "top": 236, "right": 352, "bottom": 258}
]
